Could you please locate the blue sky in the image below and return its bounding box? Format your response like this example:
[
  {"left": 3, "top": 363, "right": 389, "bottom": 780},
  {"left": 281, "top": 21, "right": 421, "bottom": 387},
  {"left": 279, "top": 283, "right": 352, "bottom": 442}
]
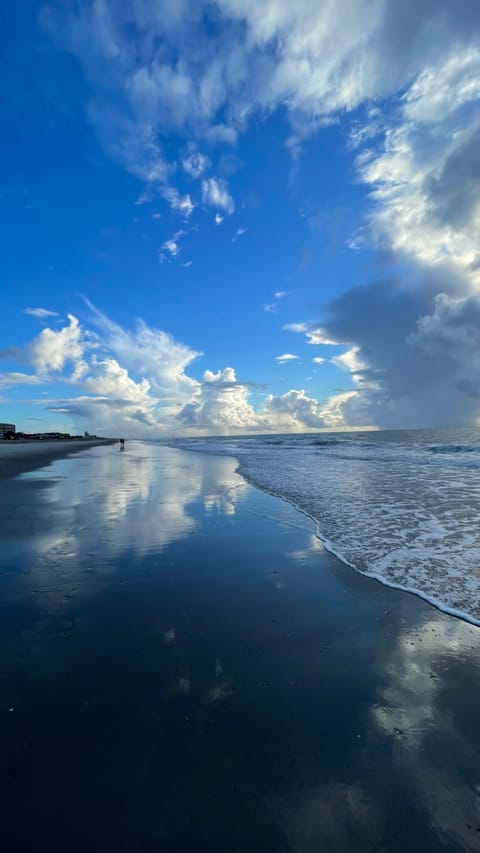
[{"left": 2, "top": 1, "right": 480, "bottom": 435}]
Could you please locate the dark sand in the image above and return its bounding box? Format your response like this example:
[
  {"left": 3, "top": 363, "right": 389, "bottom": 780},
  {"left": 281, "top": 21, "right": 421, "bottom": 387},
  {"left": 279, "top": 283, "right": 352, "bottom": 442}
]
[
  {"left": 0, "top": 439, "right": 117, "bottom": 479},
  {"left": 1, "top": 441, "right": 479, "bottom": 852}
]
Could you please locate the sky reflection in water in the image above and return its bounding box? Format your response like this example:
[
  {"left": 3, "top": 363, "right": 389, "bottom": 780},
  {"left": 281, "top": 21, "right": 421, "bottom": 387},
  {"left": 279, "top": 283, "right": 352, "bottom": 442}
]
[{"left": 0, "top": 442, "right": 479, "bottom": 851}]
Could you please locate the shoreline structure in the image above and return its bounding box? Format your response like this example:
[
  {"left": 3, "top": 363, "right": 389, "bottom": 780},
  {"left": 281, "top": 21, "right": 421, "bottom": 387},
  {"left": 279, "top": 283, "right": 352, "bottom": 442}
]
[
  {"left": 3, "top": 435, "right": 479, "bottom": 628},
  {"left": 173, "top": 439, "right": 480, "bottom": 629},
  {"left": 0, "top": 438, "right": 117, "bottom": 478}
]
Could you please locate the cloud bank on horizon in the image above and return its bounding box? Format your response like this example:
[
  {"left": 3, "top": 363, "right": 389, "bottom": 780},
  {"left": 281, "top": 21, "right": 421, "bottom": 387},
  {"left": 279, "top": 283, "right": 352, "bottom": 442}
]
[
  {"left": 2, "top": 0, "right": 480, "bottom": 434},
  {"left": 1, "top": 305, "right": 348, "bottom": 434}
]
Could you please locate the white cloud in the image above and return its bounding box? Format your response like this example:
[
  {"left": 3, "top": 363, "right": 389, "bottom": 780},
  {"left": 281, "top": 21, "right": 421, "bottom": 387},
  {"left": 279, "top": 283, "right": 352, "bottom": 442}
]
[
  {"left": 5, "top": 306, "right": 203, "bottom": 434},
  {"left": 283, "top": 322, "right": 308, "bottom": 333},
  {"left": 14, "top": 2, "right": 480, "bottom": 429},
  {"left": 332, "top": 346, "right": 366, "bottom": 382},
  {"left": 215, "top": 213, "right": 224, "bottom": 225},
  {"left": 262, "top": 389, "right": 327, "bottom": 430},
  {"left": 306, "top": 328, "right": 340, "bottom": 346},
  {"left": 45, "top": 0, "right": 480, "bottom": 257},
  {"left": 201, "top": 177, "right": 235, "bottom": 214},
  {"left": 232, "top": 226, "right": 247, "bottom": 241},
  {"left": 312, "top": 357, "right": 325, "bottom": 364},
  {"left": 319, "top": 390, "right": 359, "bottom": 427},
  {"left": 86, "top": 302, "right": 200, "bottom": 403},
  {"left": 160, "top": 228, "right": 186, "bottom": 262},
  {"left": 264, "top": 289, "right": 288, "bottom": 313},
  {"left": 161, "top": 238, "right": 180, "bottom": 257},
  {"left": 162, "top": 187, "right": 194, "bottom": 217},
  {"left": 29, "top": 314, "right": 86, "bottom": 375},
  {"left": 275, "top": 353, "right": 298, "bottom": 363},
  {"left": 0, "top": 372, "right": 45, "bottom": 390},
  {"left": 182, "top": 150, "right": 210, "bottom": 178},
  {"left": 178, "top": 367, "right": 258, "bottom": 432},
  {"left": 23, "top": 307, "right": 59, "bottom": 319},
  {"left": 1, "top": 305, "right": 368, "bottom": 434},
  {"left": 285, "top": 323, "right": 340, "bottom": 345}
]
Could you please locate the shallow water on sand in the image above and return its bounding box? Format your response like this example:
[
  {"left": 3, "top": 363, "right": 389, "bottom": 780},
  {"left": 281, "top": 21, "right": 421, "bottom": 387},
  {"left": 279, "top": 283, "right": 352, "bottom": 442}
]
[
  {"left": 1, "top": 442, "right": 480, "bottom": 852},
  {"left": 177, "top": 428, "right": 480, "bottom": 623}
]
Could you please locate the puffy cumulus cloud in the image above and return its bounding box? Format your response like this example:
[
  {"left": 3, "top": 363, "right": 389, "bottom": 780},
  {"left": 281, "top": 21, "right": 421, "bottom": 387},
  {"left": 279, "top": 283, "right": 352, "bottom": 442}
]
[
  {"left": 85, "top": 301, "right": 200, "bottom": 403},
  {"left": 178, "top": 369, "right": 350, "bottom": 433},
  {"left": 178, "top": 367, "right": 259, "bottom": 432},
  {"left": 331, "top": 346, "right": 367, "bottom": 385},
  {"left": 357, "top": 49, "right": 480, "bottom": 277},
  {"left": 262, "top": 389, "right": 327, "bottom": 430},
  {"left": 1, "top": 307, "right": 205, "bottom": 435},
  {"left": 83, "top": 356, "right": 154, "bottom": 404},
  {"left": 28, "top": 314, "right": 86, "bottom": 375},
  {"left": 2, "top": 305, "right": 370, "bottom": 434}
]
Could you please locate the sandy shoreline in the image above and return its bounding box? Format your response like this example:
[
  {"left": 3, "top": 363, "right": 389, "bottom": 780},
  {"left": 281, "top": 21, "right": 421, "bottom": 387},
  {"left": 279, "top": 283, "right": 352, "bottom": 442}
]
[
  {"left": 0, "top": 441, "right": 479, "bottom": 850},
  {"left": 0, "top": 439, "right": 117, "bottom": 478}
]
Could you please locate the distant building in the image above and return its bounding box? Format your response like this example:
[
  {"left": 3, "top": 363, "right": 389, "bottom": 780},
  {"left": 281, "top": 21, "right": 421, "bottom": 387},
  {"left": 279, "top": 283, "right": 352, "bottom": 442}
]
[{"left": 0, "top": 423, "right": 15, "bottom": 437}]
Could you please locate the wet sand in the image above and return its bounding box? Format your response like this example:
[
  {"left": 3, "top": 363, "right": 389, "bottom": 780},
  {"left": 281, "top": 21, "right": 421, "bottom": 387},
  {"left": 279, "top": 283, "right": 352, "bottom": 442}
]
[
  {"left": 0, "top": 441, "right": 480, "bottom": 852},
  {"left": 0, "top": 439, "right": 116, "bottom": 478}
]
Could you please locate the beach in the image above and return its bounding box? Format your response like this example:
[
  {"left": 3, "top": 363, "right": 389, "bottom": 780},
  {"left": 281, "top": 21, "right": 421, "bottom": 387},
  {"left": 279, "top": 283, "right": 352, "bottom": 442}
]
[
  {"left": 0, "top": 438, "right": 117, "bottom": 478},
  {"left": 1, "top": 440, "right": 479, "bottom": 852}
]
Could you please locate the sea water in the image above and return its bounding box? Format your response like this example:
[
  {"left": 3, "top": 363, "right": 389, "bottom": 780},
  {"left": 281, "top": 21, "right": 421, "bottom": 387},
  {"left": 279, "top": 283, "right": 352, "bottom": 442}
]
[{"left": 175, "top": 428, "right": 480, "bottom": 623}]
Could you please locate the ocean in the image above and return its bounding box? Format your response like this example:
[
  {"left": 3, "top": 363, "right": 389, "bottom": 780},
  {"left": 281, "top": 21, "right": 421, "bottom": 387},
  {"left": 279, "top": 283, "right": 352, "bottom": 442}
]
[{"left": 175, "top": 427, "right": 480, "bottom": 624}]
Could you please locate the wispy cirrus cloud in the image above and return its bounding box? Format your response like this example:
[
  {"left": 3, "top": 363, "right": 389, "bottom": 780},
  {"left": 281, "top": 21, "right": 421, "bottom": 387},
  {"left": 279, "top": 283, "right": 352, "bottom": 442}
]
[
  {"left": 0, "top": 372, "right": 46, "bottom": 390},
  {"left": 182, "top": 150, "right": 210, "bottom": 179},
  {"left": 264, "top": 290, "right": 289, "bottom": 313},
  {"left": 201, "top": 177, "right": 235, "bottom": 214},
  {"left": 23, "top": 307, "right": 59, "bottom": 319},
  {"left": 159, "top": 229, "right": 187, "bottom": 263},
  {"left": 161, "top": 187, "right": 194, "bottom": 218},
  {"left": 232, "top": 227, "right": 247, "bottom": 242}
]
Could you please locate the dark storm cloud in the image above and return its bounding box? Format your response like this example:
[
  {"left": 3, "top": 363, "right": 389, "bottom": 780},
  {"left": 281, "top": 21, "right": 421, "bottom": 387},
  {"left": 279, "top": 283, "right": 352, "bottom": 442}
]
[{"left": 321, "top": 265, "right": 480, "bottom": 428}]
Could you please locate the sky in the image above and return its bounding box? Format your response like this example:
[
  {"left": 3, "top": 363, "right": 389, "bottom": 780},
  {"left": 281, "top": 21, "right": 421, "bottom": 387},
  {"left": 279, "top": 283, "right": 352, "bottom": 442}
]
[{"left": 1, "top": 0, "right": 480, "bottom": 436}]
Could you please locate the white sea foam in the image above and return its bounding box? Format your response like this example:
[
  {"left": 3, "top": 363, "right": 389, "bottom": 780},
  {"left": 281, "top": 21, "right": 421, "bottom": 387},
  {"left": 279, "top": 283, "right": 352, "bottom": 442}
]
[{"left": 175, "top": 429, "right": 480, "bottom": 624}]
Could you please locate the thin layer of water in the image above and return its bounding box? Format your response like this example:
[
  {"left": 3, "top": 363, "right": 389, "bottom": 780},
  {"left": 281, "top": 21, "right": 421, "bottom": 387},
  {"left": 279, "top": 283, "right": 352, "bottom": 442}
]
[{"left": 175, "top": 428, "right": 480, "bottom": 623}]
